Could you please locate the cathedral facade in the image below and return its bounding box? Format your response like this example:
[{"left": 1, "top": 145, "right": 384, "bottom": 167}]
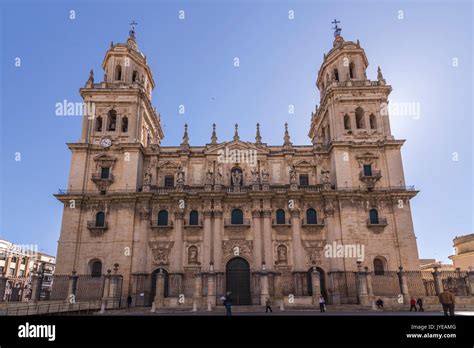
[{"left": 54, "top": 27, "right": 420, "bottom": 307}]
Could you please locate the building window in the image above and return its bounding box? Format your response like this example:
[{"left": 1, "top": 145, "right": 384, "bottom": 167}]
[
  {"left": 11, "top": 256, "right": 17, "bottom": 263},
  {"left": 95, "top": 116, "right": 103, "bottom": 132},
  {"left": 115, "top": 65, "right": 122, "bottom": 81},
  {"left": 132, "top": 70, "right": 138, "bottom": 82},
  {"left": 363, "top": 164, "right": 372, "bottom": 177},
  {"left": 369, "top": 114, "right": 377, "bottom": 129},
  {"left": 306, "top": 208, "right": 317, "bottom": 224},
  {"left": 121, "top": 117, "right": 128, "bottom": 133},
  {"left": 9, "top": 268, "right": 15, "bottom": 276},
  {"left": 95, "top": 212, "right": 105, "bottom": 227},
  {"left": 158, "top": 210, "right": 169, "bottom": 226},
  {"left": 349, "top": 62, "right": 356, "bottom": 79},
  {"left": 90, "top": 260, "right": 102, "bottom": 277},
  {"left": 107, "top": 110, "right": 117, "bottom": 131},
  {"left": 344, "top": 114, "right": 351, "bottom": 130},
  {"left": 276, "top": 209, "right": 286, "bottom": 225},
  {"left": 333, "top": 68, "right": 339, "bottom": 81},
  {"left": 21, "top": 257, "right": 26, "bottom": 265},
  {"left": 0, "top": 266, "right": 4, "bottom": 274},
  {"left": 373, "top": 258, "right": 385, "bottom": 275},
  {"left": 164, "top": 176, "right": 174, "bottom": 188},
  {"left": 19, "top": 270, "right": 25, "bottom": 277},
  {"left": 231, "top": 209, "right": 243, "bottom": 225},
  {"left": 299, "top": 174, "right": 309, "bottom": 187},
  {"left": 369, "top": 209, "right": 379, "bottom": 224},
  {"left": 355, "top": 107, "right": 365, "bottom": 129},
  {"left": 100, "top": 167, "right": 110, "bottom": 179},
  {"left": 189, "top": 210, "right": 199, "bottom": 225}
]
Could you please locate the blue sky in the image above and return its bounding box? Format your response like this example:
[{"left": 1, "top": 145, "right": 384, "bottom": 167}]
[{"left": 0, "top": 0, "right": 472, "bottom": 263}]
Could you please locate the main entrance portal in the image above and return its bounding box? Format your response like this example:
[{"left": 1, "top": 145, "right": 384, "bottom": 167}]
[{"left": 225, "top": 257, "right": 251, "bottom": 305}]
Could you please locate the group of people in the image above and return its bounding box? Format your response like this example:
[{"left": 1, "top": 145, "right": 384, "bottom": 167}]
[{"left": 374, "top": 289, "right": 456, "bottom": 316}]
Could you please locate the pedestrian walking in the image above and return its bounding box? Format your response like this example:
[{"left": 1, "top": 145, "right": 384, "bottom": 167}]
[
  {"left": 438, "top": 289, "right": 455, "bottom": 316},
  {"left": 223, "top": 291, "right": 233, "bottom": 317},
  {"left": 127, "top": 295, "right": 132, "bottom": 309},
  {"left": 318, "top": 294, "right": 326, "bottom": 313},
  {"left": 409, "top": 298, "right": 417, "bottom": 312},
  {"left": 416, "top": 298, "right": 424, "bottom": 312},
  {"left": 265, "top": 297, "right": 273, "bottom": 313}
]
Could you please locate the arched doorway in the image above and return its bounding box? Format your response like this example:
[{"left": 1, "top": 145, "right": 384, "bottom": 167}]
[
  {"left": 307, "top": 267, "right": 328, "bottom": 301},
  {"left": 149, "top": 268, "right": 169, "bottom": 306},
  {"left": 226, "top": 257, "right": 251, "bottom": 305}
]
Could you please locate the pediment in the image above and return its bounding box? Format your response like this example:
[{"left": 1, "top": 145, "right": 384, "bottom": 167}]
[
  {"left": 93, "top": 154, "right": 117, "bottom": 169},
  {"left": 293, "top": 159, "right": 314, "bottom": 168},
  {"left": 157, "top": 160, "right": 181, "bottom": 169},
  {"left": 205, "top": 140, "right": 269, "bottom": 156}
]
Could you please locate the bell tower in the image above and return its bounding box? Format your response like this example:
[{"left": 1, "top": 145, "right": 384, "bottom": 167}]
[
  {"left": 309, "top": 21, "right": 393, "bottom": 147},
  {"left": 80, "top": 23, "right": 163, "bottom": 148}
]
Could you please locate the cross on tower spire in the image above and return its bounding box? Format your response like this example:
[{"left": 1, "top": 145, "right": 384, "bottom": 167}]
[{"left": 331, "top": 19, "right": 342, "bottom": 37}]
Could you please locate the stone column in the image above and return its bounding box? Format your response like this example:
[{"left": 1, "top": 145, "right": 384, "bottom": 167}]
[
  {"left": 432, "top": 267, "right": 443, "bottom": 296},
  {"left": 365, "top": 267, "right": 374, "bottom": 300},
  {"left": 30, "top": 272, "right": 43, "bottom": 303},
  {"left": 192, "top": 272, "right": 202, "bottom": 311},
  {"left": 213, "top": 210, "right": 223, "bottom": 272},
  {"left": 356, "top": 270, "right": 370, "bottom": 306},
  {"left": 66, "top": 271, "right": 78, "bottom": 303},
  {"left": 251, "top": 210, "right": 263, "bottom": 269},
  {"left": 202, "top": 210, "right": 212, "bottom": 271},
  {"left": 329, "top": 272, "right": 341, "bottom": 305},
  {"left": 100, "top": 270, "right": 112, "bottom": 313},
  {"left": 260, "top": 265, "right": 269, "bottom": 306},
  {"left": 311, "top": 267, "right": 322, "bottom": 305},
  {"left": 153, "top": 269, "right": 165, "bottom": 309},
  {"left": 171, "top": 211, "right": 184, "bottom": 273},
  {"left": 262, "top": 210, "right": 274, "bottom": 270},
  {"left": 290, "top": 210, "right": 304, "bottom": 271},
  {"left": 397, "top": 266, "right": 410, "bottom": 303},
  {"left": 207, "top": 265, "right": 216, "bottom": 311},
  {"left": 467, "top": 270, "right": 474, "bottom": 296},
  {"left": 273, "top": 272, "right": 284, "bottom": 310},
  {"left": 0, "top": 274, "right": 7, "bottom": 302}
]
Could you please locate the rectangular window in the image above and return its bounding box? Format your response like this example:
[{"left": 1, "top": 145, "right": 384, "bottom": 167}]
[
  {"left": 9, "top": 268, "right": 15, "bottom": 276},
  {"left": 164, "top": 176, "right": 174, "bottom": 188},
  {"left": 100, "top": 167, "right": 110, "bottom": 179},
  {"left": 19, "top": 270, "right": 25, "bottom": 277},
  {"left": 363, "top": 164, "right": 372, "bottom": 176},
  {"left": 299, "top": 174, "right": 309, "bottom": 186}
]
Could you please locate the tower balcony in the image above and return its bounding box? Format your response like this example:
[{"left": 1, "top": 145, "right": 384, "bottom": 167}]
[
  {"left": 150, "top": 221, "right": 174, "bottom": 230},
  {"left": 302, "top": 218, "right": 325, "bottom": 227},
  {"left": 91, "top": 173, "right": 115, "bottom": 191},
  {"left": 366, "top": 218, "right": 388, "bottom": 227},
  {"left": 359, "top": 169, "right": 381, "bottom": 188},
  {"left": 86, "top": 221, "right": 108, "bottom": 236}
]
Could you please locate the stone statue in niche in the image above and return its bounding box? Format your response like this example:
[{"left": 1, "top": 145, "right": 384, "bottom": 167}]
[
  {"left": 289, "top": 166, "right": 298, "bottom": 184},
  {"left": 276, "top": 245, "right": 288, "bottom": 264},
  {"left": 261, "top": 168, "right": 269, "bottom": 183},
  {"left": 231, "top": 170, "right": 242, "bottom": 187},
  {"left": 177, "top": 165, "right": 185, "bottom": 185},
  {"left": 205, "top": 170, "right": 213, "bottom": 185},
  {"left": 320, "top": 166, "right": 330, "bottom": 183},
  {"left": 251, "top": 166, "right": 259, "bottom": 183},
  {"left": 188, "top": 246, "right": 199, "bottom": 264},
  {"left": 214, "top": 168, "right": 222, "bottom": 185}
]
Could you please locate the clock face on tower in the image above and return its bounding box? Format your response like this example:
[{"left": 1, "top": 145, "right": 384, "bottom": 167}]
[{"left": 100, "top": 137, "right": 112, "bottom": 148}]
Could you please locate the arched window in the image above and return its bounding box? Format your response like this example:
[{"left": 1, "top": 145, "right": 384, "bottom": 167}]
[
  {"left": 90, "top": 260, "right": 102, "bottom": 277},
  {"left": 344, "top": 114, "right": 351, "bottom": 130},
  {"left": 95, "top": 116, "right": 103, "bottom": 132},
  {"left": 306, "top": 208, "right": 317, "bottom": 225},
  {"left": 158, "top": 210, "right": 169, "bottom": 226},
  {"left": 115, "top": 65, "right": 122, "bottom": 81},
  {"left": 349, "top": 62, "right": 356, "bottom": 79},
  {"left": 333, "top": 68, "right": 339, "bottom": 82},
  {"left": 132, "top": 70, "right": 138, "bottom": 82},
  {"left": 355, "top": 107, "right": 365, "bottom": 129},
  {"left": 107, "top": 110, "right": 117, "bottom": 131},
  {"left": 369, "top": 209, "right": 379, "bottom": 224},
  {"left": 276, "top": 209, "right": 286, "bottom": 225},
  {"left": 369, "top": 114, "right": 377, "bottom": 129},
  {"left": 231, "top": 209, "right": 243, "bottom": 225},
  {"left": 95, "top": 212, "right": 105, "bottom": 227},
  {"left": 189, "top": 210, "right": 199, "bottom": 225},
  {"left": 121, "top": 116, "right": 128, "bottom": 133},
  {"left": 373, "top": 258, "right": 385, "bottom": 275}
]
